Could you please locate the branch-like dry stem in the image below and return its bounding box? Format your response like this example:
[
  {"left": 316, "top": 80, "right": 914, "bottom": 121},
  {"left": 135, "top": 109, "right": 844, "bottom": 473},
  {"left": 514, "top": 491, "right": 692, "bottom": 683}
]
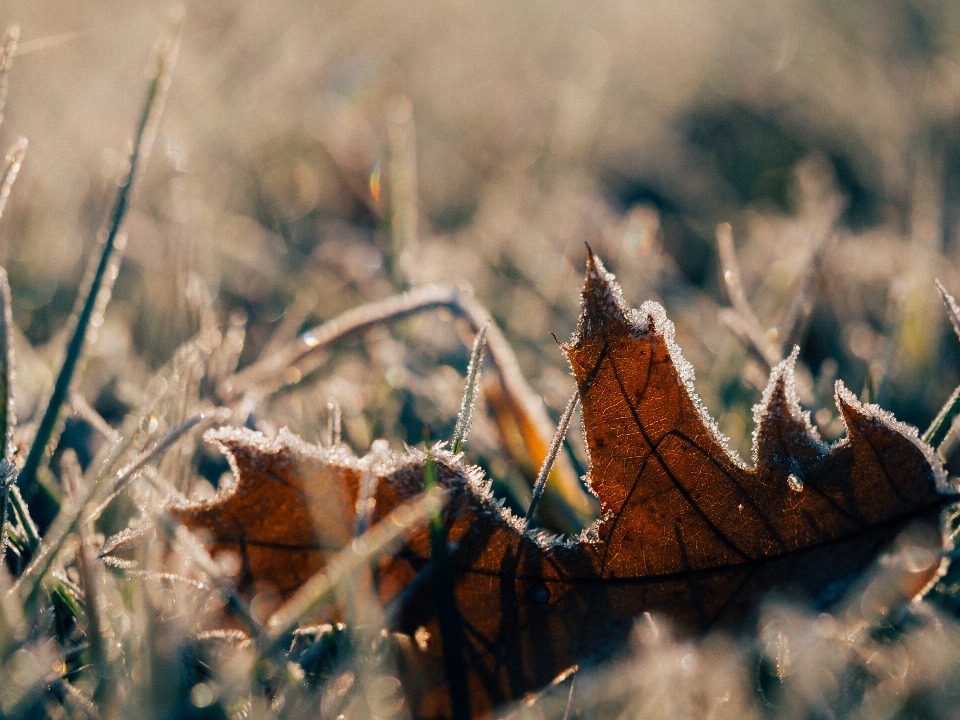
[
  {"left": 221, "top": 284, "right": 596, "bottom": 528},
  {"left": 265, "top": 486, "right": 444, "bottom": 645}
]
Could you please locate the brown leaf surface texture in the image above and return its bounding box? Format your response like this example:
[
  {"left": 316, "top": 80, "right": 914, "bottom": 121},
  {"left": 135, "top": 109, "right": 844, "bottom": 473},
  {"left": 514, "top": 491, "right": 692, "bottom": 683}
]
[{"left": 170, "top": 254, "right": 955, "bottom": 719}]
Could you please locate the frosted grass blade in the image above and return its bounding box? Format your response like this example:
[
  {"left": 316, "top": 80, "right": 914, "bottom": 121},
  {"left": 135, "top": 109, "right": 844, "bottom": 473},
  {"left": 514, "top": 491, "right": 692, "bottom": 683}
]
[
  {"left": 18, "top": 20, "right": 180, "bottom": 530},
  {"left": 452, "top": 321, "right": 488, "bottom": 454}
]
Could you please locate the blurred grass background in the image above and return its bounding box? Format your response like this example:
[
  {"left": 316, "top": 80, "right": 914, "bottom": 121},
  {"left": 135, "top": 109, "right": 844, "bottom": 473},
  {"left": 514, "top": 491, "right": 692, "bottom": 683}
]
[
  {"left": 5, "top": 4, "right": 960, "bottom": 719},
  {"left": 3, "top": 0, "right": 960, "bottom": 506}
]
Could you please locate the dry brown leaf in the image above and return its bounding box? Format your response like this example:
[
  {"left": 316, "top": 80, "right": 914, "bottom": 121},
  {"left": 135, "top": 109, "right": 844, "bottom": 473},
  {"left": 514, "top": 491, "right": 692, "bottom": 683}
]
[{"left": 169, "top": 253, "right": 956, "bottom": 719}]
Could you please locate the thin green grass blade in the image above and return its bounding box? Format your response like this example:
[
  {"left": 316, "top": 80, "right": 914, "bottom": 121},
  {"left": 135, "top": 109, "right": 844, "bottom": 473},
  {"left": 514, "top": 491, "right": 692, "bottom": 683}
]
[
  {"left": 924, "top": 281, "right": 960, "bottom": 451},
  {"left": 0, "top": 269, "right": 15, "bottom": 461},
  {"left": 923, "top": 384, "right": 960, "bottom": 451},
  {"left": 424, "top": 445, "right": 470, "bottom": 720},
  {"left": 158, "top": 511, "right": 263, "bottom": 641},
  {"left": 0, "top": 269, "right": 15, "bottom": 570},
  {"left": 17, "top": 20, "right": 180, "bottom": 531},
  {"left": 452, "top": 322, "right": 488, "bottom": 455},
  {"left": 0, "top": 25, "right": 24, "bottom": 572},
  {"left": 525, "top": 391, "right": 579, "bottom": 525},
  {"left": 264, "top": 485, "right": 442, "bottom": 648}
]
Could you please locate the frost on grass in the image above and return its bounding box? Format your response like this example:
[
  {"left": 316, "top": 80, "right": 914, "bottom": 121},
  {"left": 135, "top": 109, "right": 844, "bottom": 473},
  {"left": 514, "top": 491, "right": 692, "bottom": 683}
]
[{"left": 452, "top": 321, "right": 488, "bottom": 454}]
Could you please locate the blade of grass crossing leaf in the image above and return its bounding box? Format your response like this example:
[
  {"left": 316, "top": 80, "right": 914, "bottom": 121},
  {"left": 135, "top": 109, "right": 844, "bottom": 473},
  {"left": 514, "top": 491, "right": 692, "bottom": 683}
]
[
  {"left": 18, "top": 19, "right": 180, "bottom": 530},
  {"left": 424, "top": 444, "right": 470, "bottom": 720},
  {"left": 525, "top": 391, "right": 579, "bottom": 525},
  {"left": 160, "top": 514, "right": 262, "bottom": 640},
  {"left": 0, "top": 270, "right": 15, "bottom": 459},
  {"left": 453, "top": 322, "right": 488, "bottom": 454},
  {"left": 383, "top": 95, "right": 418, "bottom": 291},
  {"left": 264, "top": 486, "right": 443, "bottom": 645}
]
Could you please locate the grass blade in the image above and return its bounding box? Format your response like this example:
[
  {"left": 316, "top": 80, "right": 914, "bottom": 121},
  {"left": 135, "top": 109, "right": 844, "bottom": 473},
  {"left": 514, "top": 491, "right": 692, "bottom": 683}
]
[
  {"left": 423, "top": 446, "right": 470, "bottom": 720},
  {"left": 60, "top": 450, "right": 110, "bottom": 708},
  {"left": 0, "top": 269, "right": 15, "bottom": 570},
  {"left": 265, "top": 484, "right": 443, "bottom": 645},
  {"left": 923, "top": 385, "right": 960, "bottom": 451},
  {"left": 7, "top": 483, "right": 38, "bottom": 553},
  {"left": 923, "top": 281, "right": 960, "bottom": 451},
  {"left": 17, "top": 18, "right": 180, "bottom": 530},
  {"left": 936, "top": 279, "right": 960, "bottom": 342},
  {"left": 452, "top": 322, "right": 488, "bottom": 454},
  {"left": 0, "top": 26, "right": 24, "bottom": 572},
  {"left": 525, "top": 391, "right": 579, "bottom": 526},
  {"left": 383, "top": 95, "right": 418, "bottom": 290},
  {"left": 0, "top": 25, "right": 19, "bottom": 136},
  {"left": 224, "top": 283, "right": 594, "bottom": 531},
  {"left": 0, "top": 138, "right": 26, "bottom": 225},
  {"left": 0, "top": 269, "right": 15, "bottom": 460}
]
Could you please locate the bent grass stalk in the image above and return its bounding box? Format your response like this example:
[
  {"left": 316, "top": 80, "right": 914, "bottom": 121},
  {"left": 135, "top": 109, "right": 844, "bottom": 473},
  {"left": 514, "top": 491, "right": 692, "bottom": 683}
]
[
  {"left": 223, "top": 283, "right": 594, "bottom": 529},
  {"left": 264, "top": 485, "right": 443, "bottom": 646}
]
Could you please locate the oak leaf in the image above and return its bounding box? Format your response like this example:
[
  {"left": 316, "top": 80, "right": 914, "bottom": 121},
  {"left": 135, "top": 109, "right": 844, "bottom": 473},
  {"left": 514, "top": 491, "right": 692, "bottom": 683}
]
[{"left": 169, "top": 253, "right": 955, "bottom": 719}]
